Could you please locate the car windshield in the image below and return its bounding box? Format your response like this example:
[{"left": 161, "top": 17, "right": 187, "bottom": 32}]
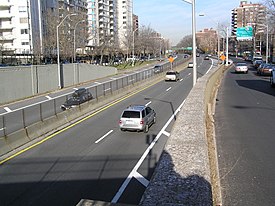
[
  {"left": 122, "top": 111, "right": 140, "bottom": 118},
  {"left": 166, "top": 71, "right": 176, "bottom": 75},
  {"left": 236, "top": 63, "right": 247, "bottom": 66}
]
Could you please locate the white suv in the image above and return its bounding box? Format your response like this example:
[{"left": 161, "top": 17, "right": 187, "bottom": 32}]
[{"left": 119, "top": 105, "right": 156, "bottom": 133}]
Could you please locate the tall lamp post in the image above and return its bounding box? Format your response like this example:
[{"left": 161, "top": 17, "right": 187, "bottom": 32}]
[
  {"left": 132, "top": 28, "right": 138, "bottom": 67},
  {"left": 57, "top": 13, "right": 77, "bottom": 89},
  {"left": 198, "top": 14, "right": 220, "bottom": 64},
  {"left": 182, "top": 0, "right": 197, "bottom": 86},
  {"left": 73, "top": 20, "right": 86, "bottom": 63}
]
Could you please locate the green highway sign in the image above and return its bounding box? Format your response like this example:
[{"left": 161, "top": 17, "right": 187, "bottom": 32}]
[{"left": 236, "top": 26, "right": 253, "bottom": 41}]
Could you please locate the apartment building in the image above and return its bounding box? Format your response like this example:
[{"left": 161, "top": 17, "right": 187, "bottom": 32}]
[
  {"left": 87, "top": 0, "right": 117, "bottom": 48},
  {"left": 0, "top": 0, "right": 39, "bottom": 64},
  {"left": 0, "top": 0, "right": 87, "bottom": 64},
  {"left": 231, "top": 0, "right": 266, "bottom": 36},
  {"left": 87, "top": 0, "right": 133, "bottom": 51}
]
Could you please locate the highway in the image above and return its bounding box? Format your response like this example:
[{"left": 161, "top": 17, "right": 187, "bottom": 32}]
[
  {"left": 0, "top": 55, "right": 216, "bottom": 206},
  {"left": 215, "top": 57, "right": 275, "bottom": 205}
]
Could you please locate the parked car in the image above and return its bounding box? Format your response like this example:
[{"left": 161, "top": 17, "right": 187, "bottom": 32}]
[
  {"left": 61, "top": 88, "right": 93, "bottom": 110},
  {"left": 234, "top": 62, "right": 248, "bottom": 73},
  {"left": 119, "top": 105, "right": 156, "bottom": 133},
  {"left": 253, "top": 60, "right": 263, "bottom": 68},
  {"left": 270, "top": 67, "right": 275, "bottom": 87},
  {"left": 258, "top": 64, "right": 273, "bottom": 76},
  {"left": 153, "top": 65, "right": 163, "bottom": 74},
  {"left": 196, "top": 53, "right": 200, "bottom": 57},
  {"left": 165, "top": 71, "right": 180, "bottom": 81},
  {"left": 188, "top": 62, "right": 194, "bottom": 68}
]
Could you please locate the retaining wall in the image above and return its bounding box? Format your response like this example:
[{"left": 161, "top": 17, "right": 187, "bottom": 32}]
[{"left": 0, "top": 64, "right": 117, "bottom": 104}]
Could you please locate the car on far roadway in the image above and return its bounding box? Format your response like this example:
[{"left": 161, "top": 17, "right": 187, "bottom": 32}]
[
  {"left": 253, "top": 60, "right": 263, "bottom": 68},
  {"left": 165, "top": 70, "right": 180, "bottom": 81},
  {"left": 258, "top": 63, "right": 273, "bottom": 76},
  {"left": 119, "top": 105, "right": 156, "bottom": 133},
  {"left": 270, "top": 67, "right": 275, "bottom": 87},
  {"left": 61, "top": 88, "right": 93, "bottom": 110},
  {"left": 188, "top": 62, "right": 193, "bottom": 68},
  {"left": 196, "top": 53, "right": 200, "bottom": 57},
  {"left": 204, "top": 55, "right": 210, "bottom": 60},
  {"left": 234, "top": 62, "right": 248, "bottom": 73},
  {"left": 153, "top": 65, "right": 163, "bottom": 74}
]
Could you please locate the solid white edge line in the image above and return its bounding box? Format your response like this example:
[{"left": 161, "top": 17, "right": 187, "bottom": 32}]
[
  {"left": 206, "top": 59, "right": 214, "bottom": 75},
  {"left": 133, "top": 171, "right": 149, "bottom": 187},
  {"left": 111, "top": 99, "right": 186, "bottom": 203},
  {"left": 45, "top": 95, "right": 52, "bottom": 100},
  {"left": 95, "top": 130, "right": 113, "bottom": 144},
  {"left": 145, "top": 101, "right": 151, "bottom": 106},
  {"left": 4, "top": 107, "right": 12, "bottom": 112},
  {"left": 162, "top": 130, "right": 170, "bottom": 137},
  {"left": 166, "top": 87, "right": 171, "bottom": 92}
]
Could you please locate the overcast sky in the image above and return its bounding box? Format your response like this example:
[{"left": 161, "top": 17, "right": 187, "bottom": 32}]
[{"left": 133, "top": 0, "right": 243, "bottom": 45}]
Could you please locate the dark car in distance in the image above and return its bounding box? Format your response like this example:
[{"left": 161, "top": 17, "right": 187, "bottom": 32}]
[
  {"left": 61, "top": 88, "right": 93, "bottom": 110},
  {"left": 153, "top": 65, "right": 163, "bottom": 74}
]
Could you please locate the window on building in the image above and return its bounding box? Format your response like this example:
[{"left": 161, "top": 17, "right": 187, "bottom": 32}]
[
  {"left": 21, "top": 41, "right": 29, "bottom": 45},
  {"left": 21, "top": 29, "right": 28, "bottom": 34},
  {"left": 20, "top": 18, "right": 28, "bottom": 24},
  {"left": 19, "top": 6, "right": 27, "bottom": 13}
]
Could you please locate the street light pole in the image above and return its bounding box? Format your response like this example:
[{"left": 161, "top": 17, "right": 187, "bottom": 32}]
[
  {"left": 226, "top": 27, "right": 229, "bottom": 66},
  {"left": 56, "top": 13, "right": 77, "bottom": 89},
  {"left": 266, "top": 24, "right": 269, "bottom": 63},
  {"left": 183, "top": 0, "right": 197, "bottom": 86},
  {"left": 132, "top": 28, "right": 138, "bottom": 67},
  {"left": 73, "top": 20, "right": 86, "bottom": 63},
  {"left": 198, "top": 14, "right": 220, "bottom": 64}
]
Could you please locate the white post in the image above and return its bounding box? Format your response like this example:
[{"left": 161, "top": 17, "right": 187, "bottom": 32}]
[
  {"left": 266, "top": 24, "right": 269, "bottom": 63},
  {"left": 226, "top": 27, "right": 229, "bottom": 66},
  {"left": 192, "top": 0, "right": 197, "bottom": 86}
]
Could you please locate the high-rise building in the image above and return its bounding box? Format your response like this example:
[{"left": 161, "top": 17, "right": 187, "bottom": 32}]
[
  {"left": 231, "top": 0, "right": 266, "bottom": 36},
  {"left": 0, "top": 0, "right": 41, "bottom": 63},
  {"left": 0, "top": 0, "right": 87, "bottom": 64},
  {"left": 87, "top": 0, "right": 117, "bottom": 48},
  {"left": 87, "top": 0, "right": 133, "bottom": 51}
]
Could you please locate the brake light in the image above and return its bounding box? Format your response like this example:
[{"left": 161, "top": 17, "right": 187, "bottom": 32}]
[
  {"left": 119, "top": 120, "right": 122, "bottom": 124},
  {"left": 140, "top": 120, "right": 144, "bottom": 125}
]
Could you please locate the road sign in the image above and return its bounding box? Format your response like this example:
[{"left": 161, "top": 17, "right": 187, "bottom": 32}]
[
  {"left": 236, "top": 27, "right": 253, "bottom": 41},
  {"left": 220, "top": 55, "right": 226, "bottom": 61},
  {"left": 168, "top": 57, "right": 174, "bottom": 63}
]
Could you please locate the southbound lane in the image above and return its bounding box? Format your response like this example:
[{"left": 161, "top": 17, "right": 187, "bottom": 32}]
[{"left": 215, "top": 57, "right": 275, "bottom": 205}]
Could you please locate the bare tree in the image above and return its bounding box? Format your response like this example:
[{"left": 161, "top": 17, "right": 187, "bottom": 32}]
[{"left": 176, "top": 35, "right": 192, "bottom": 48}]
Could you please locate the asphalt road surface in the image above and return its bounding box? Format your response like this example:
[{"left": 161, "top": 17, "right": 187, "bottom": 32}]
[
  {"left": 0, "top": 55, "right": 216, "bottom": 206},
  {"left": 215, "top": 57, "right": 275, "bottom": 205}
]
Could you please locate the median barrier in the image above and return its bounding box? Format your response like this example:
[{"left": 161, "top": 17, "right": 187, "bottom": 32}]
[
  {"left": 140, "top": 63, "right": 231, "bottom": 205},
  {"left": 0, "top": 60, "right": 190, "bottom": 162}
]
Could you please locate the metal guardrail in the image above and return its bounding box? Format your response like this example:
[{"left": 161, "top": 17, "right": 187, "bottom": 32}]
[{"left": 0, "top": 56, "right": 188, "bottom": 138}]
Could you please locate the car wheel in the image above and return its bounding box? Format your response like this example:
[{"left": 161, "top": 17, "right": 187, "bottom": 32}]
[
  {"left": 120, "top": 128, "right": 125, "bottom": 132},
  {"left": 144, "top": 124, "right": 149, "bottom": 133}
]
